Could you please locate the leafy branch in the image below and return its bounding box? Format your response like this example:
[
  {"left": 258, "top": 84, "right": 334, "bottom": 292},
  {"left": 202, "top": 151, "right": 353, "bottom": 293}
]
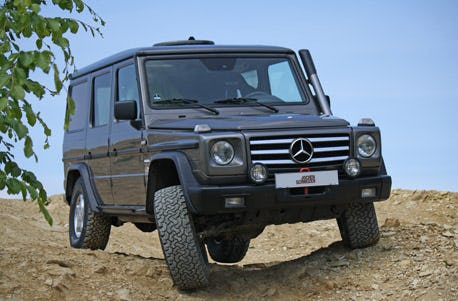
[{"left": 0, "top": 0, "right": 104, "bottom": 225}]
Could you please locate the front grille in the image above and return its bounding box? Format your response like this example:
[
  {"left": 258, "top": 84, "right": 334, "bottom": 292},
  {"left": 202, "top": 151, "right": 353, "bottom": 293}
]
[{"left": 249, "top": 133, "right": 350, "bottom": 177}]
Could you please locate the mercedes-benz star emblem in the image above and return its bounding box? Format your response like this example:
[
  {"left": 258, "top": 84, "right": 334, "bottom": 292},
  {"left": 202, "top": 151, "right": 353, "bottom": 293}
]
[{"left": 289, "top": 138, "right": 314, "bottom": 164}]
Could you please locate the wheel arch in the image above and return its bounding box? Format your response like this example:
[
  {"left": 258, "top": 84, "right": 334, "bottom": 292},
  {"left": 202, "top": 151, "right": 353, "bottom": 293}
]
[
  {"left": 146, "top": 152, "right": 198, "bottom": 214},
  {"left": 64, "top": 163, "right": 101, "bottom": 212}
]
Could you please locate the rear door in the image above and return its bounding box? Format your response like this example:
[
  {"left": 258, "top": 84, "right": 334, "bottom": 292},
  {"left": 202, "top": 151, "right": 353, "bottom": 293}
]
[
  {"left": 85, "top": 68, "right": 113, "bottom": 204},
  {"left": 109, "top": 61, "right": 146, "bottom": 206}
]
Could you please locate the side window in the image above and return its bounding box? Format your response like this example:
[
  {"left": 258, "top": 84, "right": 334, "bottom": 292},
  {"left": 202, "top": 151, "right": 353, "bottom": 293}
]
[
  {"left": 268, "top": 61, "right": 301, "bottom": 102},
  {"left": 117, "top": 64, "right": 140, "bottom": 119},
  {"left": 67, "top": 82, "right": 88, "bottom": 131},
  {"left": 93, "top": 73, "right": 111, "bottom": 127},
  {"left": 241, "top": 70, "right": 258, "bottom": 89}
]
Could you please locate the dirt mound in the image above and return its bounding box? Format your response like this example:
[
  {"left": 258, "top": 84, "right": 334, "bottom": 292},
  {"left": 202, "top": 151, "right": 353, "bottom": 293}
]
[{"left": 1, "top": 189, "right": 457, "bottom": 300}]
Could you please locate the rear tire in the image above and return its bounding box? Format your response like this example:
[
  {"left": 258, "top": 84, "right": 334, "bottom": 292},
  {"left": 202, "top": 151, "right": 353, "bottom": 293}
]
[
  {"left": 69, "top": 178, "right": 111, "bottom": 250},
  {"left": 153, "top": 185, "right": 209, "bottom": 290},
  {"left": 337, "top": 202, "right": 380, "bottom": 249},
  {"left": 207, "top": 237, "right": 250, "bottom": 263}
]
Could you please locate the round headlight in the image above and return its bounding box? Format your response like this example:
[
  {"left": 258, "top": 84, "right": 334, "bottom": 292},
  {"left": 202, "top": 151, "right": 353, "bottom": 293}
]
[
  {"left": 250, "top": 163, "right": 268, "bottom": 184},
  {"left": 357, "top": 134, "right": 377, "bottom": 158},
  {"left": 211, "top": 141, "right": 234, "bottom": 165},
  {"left": 344, "top": 158, "right": 361, "bottom": 177}
]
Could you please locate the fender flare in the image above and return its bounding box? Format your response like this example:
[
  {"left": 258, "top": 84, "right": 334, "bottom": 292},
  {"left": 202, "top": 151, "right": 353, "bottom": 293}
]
[
  {"left": 65, "top": 163, "right": 102, "bottom": 213},
  {"left": 147, "top": 151, "right": 200, "bottom": 214}
]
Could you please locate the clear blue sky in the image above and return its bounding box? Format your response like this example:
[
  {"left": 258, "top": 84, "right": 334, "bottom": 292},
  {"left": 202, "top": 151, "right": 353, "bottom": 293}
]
[{"left": 3, "top": 0, "right": 457, "bottom": 198}]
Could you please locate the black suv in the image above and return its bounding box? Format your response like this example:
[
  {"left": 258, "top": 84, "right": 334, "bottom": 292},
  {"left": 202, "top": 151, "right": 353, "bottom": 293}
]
[{"left": 63, "top": 38, "right": 391, "bottom": 290}]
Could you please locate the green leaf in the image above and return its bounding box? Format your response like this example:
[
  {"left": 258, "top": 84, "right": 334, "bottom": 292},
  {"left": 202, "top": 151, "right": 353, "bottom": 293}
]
[
  {"left": 0, "top": 98, "right": 7, "bottom": 111},
  {"left": 64, "top": 96, "right": 75, "bottom": 129},
  {"left": 24, "top": 104, "right": 37, "bottom": 126},
  {"left": 0, "top": 177, "right": 5, "bottom": 190},
  {"left": 0, "top": 73, "right": 11, "bottom": 87},
  {"left": 38, "top": 197, "right": 53, "bottom": 226},
  {"left": 11, "top": 84, "right": 25, "bottom": 100},
  {"left": 35, "top": 51, "right": 52, "bottom": 73},
  {"left": 57, "top": 0, "right": 73, "bottom": 11},
  {"left": 56, "top": 36, "right": 69, "bottom": 48},
  {"left": 24, "top": 79, "right": 45, "bottom": 99},
  {"left": 26, "top": 185, "right": 38, "bottom": 199},
  {"left": 19, "top": 52, "right": 34, "bottom": 68},
  {"left": 68, "top": 19, "right": 79, "bottom": 33},
  {"left": 6, "top": 178, "right": 22, "bottom": 194},
  {"left": 13, "top": 67, "right": 27, "bottom": 85},
  {"left": 23, "top": 26, "right": 32, "bottom": 38},
  {"left": 11, "top": 165, "right": 21, "bottom": 178},
  {"left": 34, "top": 16, "right": 50, "bottom": 38},
  {"left": 36, "top": 38, "right": 43, "bottom": 49},
  {"left": 47, "top": 18, "right": 61, "bottom": 32},
  {"left": 21, "top": 183, "right": 27, "bottom": 200},
  {"left": 53, "top": 63, "right": 63, "bottom": 92},
  {"left": 12, "top": 121, "right": 28, "bottom": 139},
  {"left": 44, "top": 126, "right": 51, "bottom": 136},
  {"left": 24, "top": 136, "right": 34, "bottom": 158},
  {"left": 30, "top": 3, "right": 41, "bottom": 13},
  {"left": 74, "top": 0, "right": 84, "bottom": 12},
  {"left": 5, "top": 161, "right": 18, "bottom": 175},
  {"left": 22, "top": 170, "right": 37, "bottom": 184}
]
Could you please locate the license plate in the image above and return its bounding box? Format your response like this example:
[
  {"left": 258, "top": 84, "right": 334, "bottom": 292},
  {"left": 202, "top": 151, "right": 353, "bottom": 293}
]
[{"left": 275, "top": 170, "right": 339, "bottom": 188}]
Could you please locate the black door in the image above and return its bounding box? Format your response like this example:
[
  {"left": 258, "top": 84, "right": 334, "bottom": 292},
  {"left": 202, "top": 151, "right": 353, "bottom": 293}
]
[{"left": 110, "top": 62, "right": 146, "bottom": 206}]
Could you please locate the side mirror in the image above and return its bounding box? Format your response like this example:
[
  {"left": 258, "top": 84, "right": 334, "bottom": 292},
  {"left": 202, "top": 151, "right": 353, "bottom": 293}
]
[{"left": 114, "top": 100, "right": 137, "bottom": 120}]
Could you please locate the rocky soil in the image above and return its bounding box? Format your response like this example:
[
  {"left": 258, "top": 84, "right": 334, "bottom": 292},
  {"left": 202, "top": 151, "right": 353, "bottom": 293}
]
[{"left": 0, "top": 189, "right": 457, "bottom": 300}]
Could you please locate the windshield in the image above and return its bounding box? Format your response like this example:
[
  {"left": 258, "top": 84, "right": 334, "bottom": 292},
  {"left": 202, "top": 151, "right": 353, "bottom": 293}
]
[{"left": 145, "top": 57, "right": 306, "bottom": 108}]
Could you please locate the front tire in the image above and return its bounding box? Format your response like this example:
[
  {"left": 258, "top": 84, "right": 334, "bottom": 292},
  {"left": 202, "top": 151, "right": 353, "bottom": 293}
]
[
  {"left": 337, "top": 202, "right": 380, "bottom": 249},
  {"left": 69, "top": 178, "right": 111, "bottom": 250},
  {"left": 207, "top": 237, "right": 250, "bottom": 263},
  {"left": 153, "top": 185, "right": 209, "bottom": 290}
]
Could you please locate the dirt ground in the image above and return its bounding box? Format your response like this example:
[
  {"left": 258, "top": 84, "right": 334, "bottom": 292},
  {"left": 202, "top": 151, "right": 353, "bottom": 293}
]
[{"left": 0, "top": 189, "right": 457, "bottom": 300}]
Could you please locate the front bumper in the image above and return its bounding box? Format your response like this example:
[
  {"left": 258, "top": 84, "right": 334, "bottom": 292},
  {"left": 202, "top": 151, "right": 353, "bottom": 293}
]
[{"left": 187, "top": 175, "right": 392, "bottom": 215}]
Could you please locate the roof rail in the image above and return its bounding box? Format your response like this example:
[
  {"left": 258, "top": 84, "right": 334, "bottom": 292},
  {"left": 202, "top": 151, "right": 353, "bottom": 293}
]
[{"left": 154, "top": 36, "right": 215, "bottom": 46}]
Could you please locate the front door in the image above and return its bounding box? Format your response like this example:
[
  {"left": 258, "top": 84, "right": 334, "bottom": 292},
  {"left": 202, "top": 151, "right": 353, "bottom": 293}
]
[{"left": 110, "top": 62, "right": 146, "bottom": 206}]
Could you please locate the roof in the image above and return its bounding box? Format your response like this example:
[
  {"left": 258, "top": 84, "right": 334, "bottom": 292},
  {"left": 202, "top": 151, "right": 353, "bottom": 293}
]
[{"left": 70, "top": 44, "right": 294, "bottom": 79}]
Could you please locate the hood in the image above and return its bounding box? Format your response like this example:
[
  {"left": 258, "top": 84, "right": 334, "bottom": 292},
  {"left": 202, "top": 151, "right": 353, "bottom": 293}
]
[{"left": 148, "top": 114, "right": 349, "bottom": 131}]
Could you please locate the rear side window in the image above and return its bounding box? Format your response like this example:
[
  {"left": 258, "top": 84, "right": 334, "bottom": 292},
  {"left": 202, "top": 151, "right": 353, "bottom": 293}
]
[
  {"left": 67, "top": 82, "right": 88, "bottom": 132},
  {"left": 93, "top": 73, "right": 111, "bottom": 127}
]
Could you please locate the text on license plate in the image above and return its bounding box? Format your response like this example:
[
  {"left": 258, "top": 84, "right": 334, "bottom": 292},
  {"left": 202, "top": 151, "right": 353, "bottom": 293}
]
[{"left": 275, "top": 170, "right": 339, "bottom": 188}]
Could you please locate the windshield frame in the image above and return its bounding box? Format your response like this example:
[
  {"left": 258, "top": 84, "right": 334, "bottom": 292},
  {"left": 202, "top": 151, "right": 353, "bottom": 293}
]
[{"left": 139, "top": 53, "right": 313, "bottom": 111}]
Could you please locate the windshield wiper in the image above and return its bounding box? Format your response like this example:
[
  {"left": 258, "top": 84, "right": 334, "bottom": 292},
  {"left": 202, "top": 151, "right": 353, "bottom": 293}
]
[
  {"left": 152, "top": 98, "right": 219, "bottom": 115},
  {"left": 214, "top": 98, "right": 279, "bottom": 113}
]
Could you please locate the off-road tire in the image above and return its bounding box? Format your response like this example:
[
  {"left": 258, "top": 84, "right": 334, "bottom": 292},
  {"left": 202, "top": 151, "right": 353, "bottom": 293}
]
[
  {"left": 337, "top": 202, "right": 380, "bottom": 249},
  {"left": 207, "top": 237, "right": 250, "bottom": 263},
  {"left": 69, "top": 178, "right": 111, "bottom": 250},
  {"left": 153, "top": 185, "right": 209, "bottom": 290}
]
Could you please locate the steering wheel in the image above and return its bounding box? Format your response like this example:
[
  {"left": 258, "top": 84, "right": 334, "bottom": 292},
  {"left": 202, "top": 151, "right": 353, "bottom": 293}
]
[
  {"left": 245, "top": 91, "right": 283, "bottom": 102},
  {"left": 245, "top": 91, "right": 270, "bottom": 98}
]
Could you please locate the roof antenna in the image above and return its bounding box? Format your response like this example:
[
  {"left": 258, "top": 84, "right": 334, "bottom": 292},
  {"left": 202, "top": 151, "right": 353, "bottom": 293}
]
[{"left": 188, "top": 36, "right": 195, "bottom": 41}]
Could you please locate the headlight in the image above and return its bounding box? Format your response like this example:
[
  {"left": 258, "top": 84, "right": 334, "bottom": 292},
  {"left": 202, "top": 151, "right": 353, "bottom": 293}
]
[
  {"left": 357, "top": 134, "right": 377, "bottom": 158},
  {"left": 210, "top": 141, "right": 235, "bottom": 165}
]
